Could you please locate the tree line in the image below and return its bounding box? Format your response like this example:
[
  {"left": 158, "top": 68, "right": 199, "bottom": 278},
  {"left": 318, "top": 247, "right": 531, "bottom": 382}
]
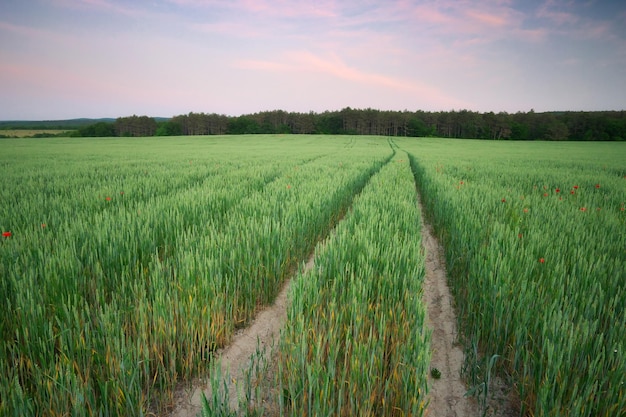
[{"left": 70, "top": 109, "right": 625, "bottom": 141}]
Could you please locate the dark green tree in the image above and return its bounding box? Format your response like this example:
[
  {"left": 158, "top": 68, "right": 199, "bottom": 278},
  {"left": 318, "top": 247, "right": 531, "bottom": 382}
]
[
  {"left": 155, "top": 121, "right": 182, "bottom": 136},
  {"left": 227, "top": 116, "right": 260, "bottom": 134},
  {"left": 75, "top": 122, "right": 116, "bottom": 137}
]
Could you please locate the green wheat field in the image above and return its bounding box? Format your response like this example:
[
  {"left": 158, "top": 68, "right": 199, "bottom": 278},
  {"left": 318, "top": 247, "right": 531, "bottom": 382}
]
[{"left": 1, "top": 135, "right": 624, "bottom": 416}]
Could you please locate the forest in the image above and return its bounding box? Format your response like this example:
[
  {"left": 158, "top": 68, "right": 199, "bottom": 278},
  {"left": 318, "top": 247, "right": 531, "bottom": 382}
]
[{"left": 5, "top": 108, "right": 626, "bottom": 140}]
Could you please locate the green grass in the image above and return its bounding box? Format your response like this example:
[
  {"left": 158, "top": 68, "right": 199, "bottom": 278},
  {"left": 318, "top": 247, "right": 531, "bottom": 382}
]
[
  {"left": 0, "top": 135, "right": 391, "bottom": 416},
  {"left": 1, "top": 136, "right": 624, "bottom": 416},
  {"left": 398, "top": 137, "right": 625, "bottom": 417},
  {"left": 276, "top": 151, "right": 430, "bottom": 416}
]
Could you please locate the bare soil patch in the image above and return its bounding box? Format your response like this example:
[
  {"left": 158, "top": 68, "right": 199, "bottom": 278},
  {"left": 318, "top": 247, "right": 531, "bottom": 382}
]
[
  {"left": 420, "top": 209, "right": 519, "bottom": 417},
  {"left": 421, "top": 219, "right": 480, "bottom": 417}
]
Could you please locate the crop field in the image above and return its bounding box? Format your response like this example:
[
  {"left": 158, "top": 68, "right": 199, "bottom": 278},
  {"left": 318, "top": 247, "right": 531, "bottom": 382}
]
[
  {"left": 277, "top": 150, "right": 430, "bottom": 416},
  {"left": 0, "top": 135, "right": 624, "bottom": 417},
  {"left": 0, "top": 130, "right": 72, "bottom": 138},
  {"left": 398, "top": 138, "right": 626, "bottom": 416}
]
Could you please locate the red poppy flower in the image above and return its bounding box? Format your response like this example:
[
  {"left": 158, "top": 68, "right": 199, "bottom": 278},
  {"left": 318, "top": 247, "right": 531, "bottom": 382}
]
[
  {"left": 2, "top": 231, "right": 11, "bottom": 238},
  {"left": 518, "top": 233, "right": 523, "bottom": 239},
  {"left": 595, "top": 184, "right": 600, "bottom": 189},
  {"left": 580, "top": 207, "right": 587, "bottom": 212},
  {"left": 105, "top": 197, "right": 111, "bottom": 201},
  {"left": 570, "top": 190, "right": 575, "bottom": 195},
  {"left": 573, "top": 185, "right": 579, "bottom": 189},
  {"left": 555, "top": 188, "right": 560, "bottom": 193},
  {"left": 41, "top": 223, "right": 46, "bottom": 228},
  {"left": 501, "top": 198, "right": 506, "bottom": 203},
  {"left": 539, "top": 258, "right": 545, "bottom": 263},
  {"left": 523, "top": 208, "right": 529, "bottom": 213},
  {"left": 286, "top": 185, "right": 291, "bottom": 189},
  {"left": 120, "top": 191, "right": 124, "bottom": 195},
  {"left": 543, "top": 193, "right": 548, "bottom": 197},
  {"left": 621, "top": 207, "right": 625, "bottom": 211},
  {"left": 459, "top": 181, "right": 464, "bottom": 185}
]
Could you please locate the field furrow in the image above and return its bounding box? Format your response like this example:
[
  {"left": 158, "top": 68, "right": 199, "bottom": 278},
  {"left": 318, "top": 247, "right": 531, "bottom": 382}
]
[
  {"left": 402, "top": 138, "right": 625, "bottom": 417},
  {"left": 275, "top": 151, "right": 430, "bottom": 416},
  {"left": 0, "top": 136, "right": 392, "bottom": 416},
  {"left": 1, "top": 136, "right": 623, "bottom": 417}
]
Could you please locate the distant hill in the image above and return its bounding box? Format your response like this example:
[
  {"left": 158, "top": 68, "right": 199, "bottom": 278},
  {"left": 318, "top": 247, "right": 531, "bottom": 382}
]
[{"left": 0, "top": 118, "right": 170, "bottom": 130}]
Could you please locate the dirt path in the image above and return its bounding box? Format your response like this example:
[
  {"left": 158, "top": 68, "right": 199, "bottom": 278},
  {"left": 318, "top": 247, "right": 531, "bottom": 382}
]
[
  {"left": 420, "top": 219, "right": 480, "bottom": 417},
  {"left": 168, "top": 198, "right": 516, "bottom": 417},
  {"left": 419, "top": 206, "right": 519, "bottom": 417},
  {"left": 169, "top": 221, "right": 481, "bottom": 417},
  {"left": 168, "top": 255, "right": 315, "bottom": 417}
]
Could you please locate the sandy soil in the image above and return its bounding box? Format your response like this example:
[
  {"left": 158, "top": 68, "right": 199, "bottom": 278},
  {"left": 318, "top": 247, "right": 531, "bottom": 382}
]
[
  {"left": 419, "top": 207, "right": 519, "bottom": 417},
  {"left": 421, "top": 220, "right": 480, "bottom": 417}
]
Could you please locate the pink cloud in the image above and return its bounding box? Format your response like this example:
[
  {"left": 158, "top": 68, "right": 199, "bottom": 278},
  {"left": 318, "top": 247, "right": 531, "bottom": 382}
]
[
  {"left": 235, "top": 50, "right": 468, "bottom": 109},
  {"left": 0, "top": 20, "right": 90, "bottom": 50},
  {"left": 465, "top": 10, "right": 508, "bottom": 27},
  {"left": 409, "top": 4, "right": 454, "bottom": 26},
  {"left": 514, "top": 27, "right": 548, "bottom": 43},
  {"left": 187, "top": 0, "right": 339, "bottom": 39},
  {"left": 534, "top": 1, "right": 616, "bottom": 42},
  {"left": 576, "top": 20, "right": 613, "bottom": 41},
  {"left": 0, "top": 60, "right": 198, "bottom": 118},
  {"left": 166, "top": 0, "right": 338, "bottom": 19},
  {"left": 236, "top": 59, "right": 295, "bottom": 72},
  {"left": 237, "top": 0, "right": 338, "bottom": 18},
  {"left": 51, "top": 0, "right": 146, "bottom": 17},
  {"left": 192, "top": 21, "right": 268, "bottom": 38},
  {"left": 0, "top": 62, "right": 110, "bottom": 96},
  {"left": 404, "top": 0, "right": 528, "bottom": 44},
  {"left": 536, "top": 1, "right": 580, "bottom": 26},
  {"left": 0, "top": 21, "right": 58, "bottom": 39}
]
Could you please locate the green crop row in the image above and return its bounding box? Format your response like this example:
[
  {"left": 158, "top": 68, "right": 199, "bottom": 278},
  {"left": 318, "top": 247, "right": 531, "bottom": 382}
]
[
  {"left": 2, "top": 136, "right": 624, "bottom": 416},
  {"left": 276, "top": 151, "right": 430, "bottom": 416},
  {"left": 0, "top": 136, "right": 392, "bottom": 416},
  {"left": 400, "top": 138, "right": 625, "bottom": 417}
]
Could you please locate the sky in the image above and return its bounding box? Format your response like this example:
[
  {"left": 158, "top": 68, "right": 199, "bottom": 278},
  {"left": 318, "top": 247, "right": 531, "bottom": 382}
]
[{"left": 1, "top": 0, "right": 625, "bottom": 120}]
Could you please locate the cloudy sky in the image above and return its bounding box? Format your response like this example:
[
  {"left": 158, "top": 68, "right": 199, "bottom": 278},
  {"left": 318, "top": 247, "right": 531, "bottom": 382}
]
[{"left": 1, "top": 0, "right": 625, "bottom": 120}]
